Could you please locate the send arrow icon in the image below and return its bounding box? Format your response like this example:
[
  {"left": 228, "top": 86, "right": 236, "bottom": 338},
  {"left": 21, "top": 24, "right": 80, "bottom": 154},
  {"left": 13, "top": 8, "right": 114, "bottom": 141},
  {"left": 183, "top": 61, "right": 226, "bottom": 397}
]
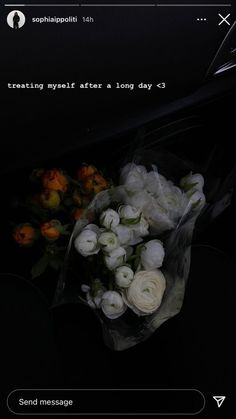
[{"left": 213, "top": 396, "right": 226, "bottom": 408}]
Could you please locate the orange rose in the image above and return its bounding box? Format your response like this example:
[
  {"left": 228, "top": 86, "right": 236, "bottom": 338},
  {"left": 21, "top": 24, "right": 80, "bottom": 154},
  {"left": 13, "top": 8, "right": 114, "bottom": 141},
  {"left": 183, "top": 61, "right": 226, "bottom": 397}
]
[
  {"left": 83, "top": 173, "right": 109, "bottom": 194},
  {"left": 77, "top": 164, "right": 98, "bottom": 182},
  {"left": 41, "top": 220, "right": 61, "bottom": 241},
  {"left": 39, "top": 189, "right": 61, "bottom": 209},
  {"left": 42, "top": 169, "right": 68, "bottom": 192},
  {"left": 13, "top": 224, "right": 36, "bottom": 246},
  {"left": 72, "top": 189, "right": 82, "bottom": 207}
]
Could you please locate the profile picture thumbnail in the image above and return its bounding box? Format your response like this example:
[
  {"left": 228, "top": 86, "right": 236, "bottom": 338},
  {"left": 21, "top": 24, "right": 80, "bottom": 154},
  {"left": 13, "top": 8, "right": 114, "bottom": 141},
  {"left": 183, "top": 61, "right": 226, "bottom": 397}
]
[{"left": 7, "top": 10, "right": 26, "bottom": 29}]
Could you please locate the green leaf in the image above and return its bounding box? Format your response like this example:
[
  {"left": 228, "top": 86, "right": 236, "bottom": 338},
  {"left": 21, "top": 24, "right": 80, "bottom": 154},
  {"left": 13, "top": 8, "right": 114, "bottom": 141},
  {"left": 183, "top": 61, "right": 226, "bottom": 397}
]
[
  {"left": 31, "top": 253, "right": 49, "bottom": 278},
  {"left": 121, "top": 215, "right": 141, "bottom": 225}
]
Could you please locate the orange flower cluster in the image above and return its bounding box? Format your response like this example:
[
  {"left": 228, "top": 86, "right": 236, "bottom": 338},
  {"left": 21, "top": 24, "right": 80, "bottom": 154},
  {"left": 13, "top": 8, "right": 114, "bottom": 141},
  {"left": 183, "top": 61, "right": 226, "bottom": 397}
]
[{"left": 13, "top": 164, "right": 110, "bottom": 248}]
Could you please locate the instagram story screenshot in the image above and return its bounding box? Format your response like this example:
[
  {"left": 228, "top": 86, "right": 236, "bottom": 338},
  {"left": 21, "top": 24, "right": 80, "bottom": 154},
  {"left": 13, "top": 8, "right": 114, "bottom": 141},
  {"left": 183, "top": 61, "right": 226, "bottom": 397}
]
[{"left": 0, "top": 0, "right": 236, "bottom": 417}]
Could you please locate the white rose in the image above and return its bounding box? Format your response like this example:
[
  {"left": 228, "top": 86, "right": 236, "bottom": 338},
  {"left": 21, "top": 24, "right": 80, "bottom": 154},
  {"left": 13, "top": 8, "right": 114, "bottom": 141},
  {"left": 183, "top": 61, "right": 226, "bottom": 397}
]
[
  {"left": 100, "top": 209, "right": 120, "bottom": 229},
  {"left": 74, "top": 228, "right": 100, "bottom": 257},
  {"left": 101, "top": 291, "right": 127, "bottom": 319},
  {"left": 118, "top": 205, "right": 141, "bottom": 224},
  {"left": 120, "top": 163, "right": 147, "bottom": 192},
  {"left": 125, "top": 270, "right": 166, "bottom": 315},
  {"left": 187, "top": 189, "right": 206, "bottom": 208},
  {"left": 140, "top": 239, "right": 165, "bottom": 270},
  {"left": 180, "top": 172, "right": 204, "bottom": 192},
  {"left": 112, "top": 224, "right": 133, "bottom": 246},
  {"left": 98, "top": 231, "right": 119, "bottom": 253},
  {"left": 104, "top": 246, "right": 126, "bottom": 271},
  {"left": 115, "top": 266, "right": 134, "bottom": 288}
]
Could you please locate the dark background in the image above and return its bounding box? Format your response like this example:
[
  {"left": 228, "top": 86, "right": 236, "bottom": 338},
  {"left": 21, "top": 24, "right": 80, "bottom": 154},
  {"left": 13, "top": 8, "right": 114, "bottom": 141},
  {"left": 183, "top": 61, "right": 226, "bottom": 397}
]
[{"left": 1, "top": 1, "right": 236, "bottom": 417}]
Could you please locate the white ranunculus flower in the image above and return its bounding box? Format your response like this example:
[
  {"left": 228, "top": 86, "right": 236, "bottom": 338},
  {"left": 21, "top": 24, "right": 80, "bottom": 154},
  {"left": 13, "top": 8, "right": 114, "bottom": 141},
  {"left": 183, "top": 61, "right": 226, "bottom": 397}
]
[
  {"left": 118, "top": 205, "right": 141, "bottom": 224},
  {"left": 125, "top": 270, "right": 166, "bottom": 315},
  {"left": 98, "top": 231, "right": 119, "bottom": 253},
  {"left": 100, "top": 208, "right": 120, "bottom": 229},
  {"left": 140, "top": 239, "right": 165, "bottom": 270},
  {"left": 180, "top": 172, "right": 204, "bottom": 192},
  {"left": 112, "top": 224, "right": 133, "bottom": 246},
  {"left": 104, "top": 246, "right": 126, "bottom": 271},
  {"left": 120, "top": 163, "right": 147, "bottom": 192},
  {"left": 74, "top": 228, "right": 100, "bottom": 257},
  {"left": 101, "top": 291, "right": 127, "bottom": 319},
  {"left": 115, "top": 266, "right": 134, "bottom": 288},
  {"left": 187, "top": 189, "right": 206, "bottom": 208}
]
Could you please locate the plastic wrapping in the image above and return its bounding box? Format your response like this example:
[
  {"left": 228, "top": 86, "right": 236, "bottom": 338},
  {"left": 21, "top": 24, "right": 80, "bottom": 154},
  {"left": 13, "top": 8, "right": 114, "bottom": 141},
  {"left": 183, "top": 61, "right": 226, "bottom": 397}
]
[{"left": 53, "top": 150, "right": 234, "bottom": 350}]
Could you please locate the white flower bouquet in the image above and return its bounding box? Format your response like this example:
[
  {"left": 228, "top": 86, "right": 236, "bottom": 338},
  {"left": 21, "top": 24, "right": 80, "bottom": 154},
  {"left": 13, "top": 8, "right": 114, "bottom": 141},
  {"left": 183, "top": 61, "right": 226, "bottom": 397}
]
[{"left": 53, "top": 150, "right": 232, "bottom": 350}]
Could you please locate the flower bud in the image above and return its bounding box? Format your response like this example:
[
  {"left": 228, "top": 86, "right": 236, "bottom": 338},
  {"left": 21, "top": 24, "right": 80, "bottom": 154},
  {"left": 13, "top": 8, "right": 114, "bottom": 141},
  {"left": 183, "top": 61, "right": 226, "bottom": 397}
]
[
  {"left": 101, "top": 291, "right": 127, "bottom": 319},
  {"left": 100, "top": 209, "right": 120, "bottom": 229},
  {"left": 39, "top": 189, "right": 61, "bottom": 209},
  {"left": 42, "top": 168, "right": 68, "bottom": 192},
  {"left": 104, "top": 246, "right": 126, "bottom": 271},
  {"left": 118, "top": 205, "right": 141, "bottom": 224},
  {"left": 180, "top": 172, "right": 204, "bottom": 192},
  {"left": 115, "top": 266, "right": 134, "bottom": 288},
  {"left": 140, "top": 239, "right": 165, "bottom": 270},
  {"left": 74, "top": 228, "right": 100, "bottom": 257},
  {"left": 41, "top": 220, "right": 62, "bottom": 241},
  {"left": 13, "top": 224, "right": 37, "bottom": 246},
  {"left": 98, "top": 231, "right": 119, "bottom": 253},
  {"left": 83, "top": 173, "right": 109, "bottom": 194},
  {"left": 77, "top": 164, "right": 98, "bottom": 181}
]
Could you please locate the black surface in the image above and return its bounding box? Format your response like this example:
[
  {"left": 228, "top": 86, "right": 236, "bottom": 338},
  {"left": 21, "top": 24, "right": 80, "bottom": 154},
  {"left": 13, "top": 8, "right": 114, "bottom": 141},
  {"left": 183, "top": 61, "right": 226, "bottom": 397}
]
[{"left": 1, "top": 246, "right": 235, "bottom": 417}]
